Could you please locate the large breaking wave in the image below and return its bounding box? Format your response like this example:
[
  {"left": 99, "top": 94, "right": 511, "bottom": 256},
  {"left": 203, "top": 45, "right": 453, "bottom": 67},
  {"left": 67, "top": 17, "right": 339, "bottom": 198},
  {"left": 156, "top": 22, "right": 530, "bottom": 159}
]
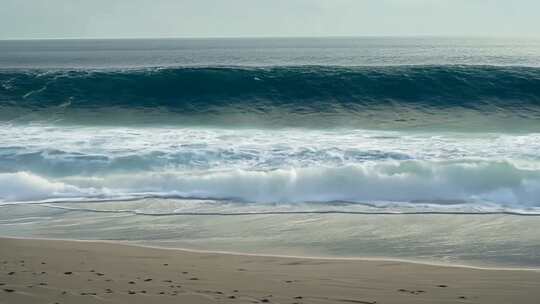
[{"left": 1, "top": 65, "right": 540, "bottom": 130}]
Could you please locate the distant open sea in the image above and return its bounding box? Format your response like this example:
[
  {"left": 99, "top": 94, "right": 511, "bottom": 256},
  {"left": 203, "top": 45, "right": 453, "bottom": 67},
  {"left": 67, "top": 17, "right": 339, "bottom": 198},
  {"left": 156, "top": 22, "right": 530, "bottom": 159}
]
[{"left": 1, "top": 37, "right": 540, "bottom": 268}]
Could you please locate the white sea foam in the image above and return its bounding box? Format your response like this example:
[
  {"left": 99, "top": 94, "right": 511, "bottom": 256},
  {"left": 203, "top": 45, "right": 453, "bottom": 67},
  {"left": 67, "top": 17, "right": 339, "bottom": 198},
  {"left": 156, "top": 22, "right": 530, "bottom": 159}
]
[
  {"left": 2, "top": 160, "right": 540, "bottom": 208},
  {"left": 0, "top": 172, "right": 87, "bottom": 202},
  {"left": 1, "top": 125, "right": 540, "bottom": 210}
]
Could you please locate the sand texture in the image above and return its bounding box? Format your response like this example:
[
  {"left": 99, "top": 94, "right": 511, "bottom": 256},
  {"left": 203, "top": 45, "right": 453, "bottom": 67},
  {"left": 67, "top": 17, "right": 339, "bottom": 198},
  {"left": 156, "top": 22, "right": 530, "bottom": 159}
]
[{"left": 1, "top": 237, "right": 539, "bottom": 304}]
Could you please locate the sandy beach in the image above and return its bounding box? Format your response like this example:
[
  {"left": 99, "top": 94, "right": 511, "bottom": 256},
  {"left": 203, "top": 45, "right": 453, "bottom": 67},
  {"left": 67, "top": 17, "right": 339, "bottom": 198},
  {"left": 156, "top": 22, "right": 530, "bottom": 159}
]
[{"left": 0, "top": 238, "right": 539, "bottom": 304}]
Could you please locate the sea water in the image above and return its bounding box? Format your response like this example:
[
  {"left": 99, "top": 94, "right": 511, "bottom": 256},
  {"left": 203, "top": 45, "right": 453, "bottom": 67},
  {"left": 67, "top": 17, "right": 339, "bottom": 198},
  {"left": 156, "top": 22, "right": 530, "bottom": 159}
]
[{"left": 1, "top": 37, "right": 540, "bottom": 268}]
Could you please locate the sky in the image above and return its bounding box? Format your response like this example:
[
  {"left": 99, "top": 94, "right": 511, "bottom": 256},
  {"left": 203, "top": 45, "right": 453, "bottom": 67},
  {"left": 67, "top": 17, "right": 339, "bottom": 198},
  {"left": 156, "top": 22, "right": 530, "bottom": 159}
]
[{"left": 0, "top": 0, "right": 539, "bottom": 39}]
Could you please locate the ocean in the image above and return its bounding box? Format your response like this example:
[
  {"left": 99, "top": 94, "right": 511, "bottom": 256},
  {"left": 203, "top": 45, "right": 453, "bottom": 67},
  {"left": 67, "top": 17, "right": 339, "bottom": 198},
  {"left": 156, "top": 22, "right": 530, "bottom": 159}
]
[{"left": 1, "top": 37, "right": 540, "bottom": 268}]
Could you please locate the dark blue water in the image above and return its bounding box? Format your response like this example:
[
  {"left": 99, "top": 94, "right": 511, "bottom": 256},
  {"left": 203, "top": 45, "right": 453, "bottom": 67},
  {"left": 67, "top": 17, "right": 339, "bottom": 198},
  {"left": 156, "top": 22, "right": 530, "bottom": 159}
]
[{"left": 2, "top": 37, "right": 540, "bottom": 68}]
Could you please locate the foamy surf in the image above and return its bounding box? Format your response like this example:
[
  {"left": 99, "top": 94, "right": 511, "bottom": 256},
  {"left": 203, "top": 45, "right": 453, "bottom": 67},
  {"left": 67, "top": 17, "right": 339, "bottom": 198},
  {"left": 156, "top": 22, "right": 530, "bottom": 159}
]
[
  {"left": 1, "top": 125, "right": 540, "bottom": 210},
  {"left": 1, "top": 160, "right": 540, "bottom": 208}
]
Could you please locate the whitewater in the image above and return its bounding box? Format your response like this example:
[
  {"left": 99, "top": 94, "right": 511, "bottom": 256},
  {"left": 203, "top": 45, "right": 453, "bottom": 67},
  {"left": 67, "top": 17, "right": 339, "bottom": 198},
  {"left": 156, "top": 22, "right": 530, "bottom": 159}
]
[
  {"left": 1, "top": 126, "right": 540, "bottom": 213},
  {"left": 1, "top": 37, "right": 540, "bottom": 268}
]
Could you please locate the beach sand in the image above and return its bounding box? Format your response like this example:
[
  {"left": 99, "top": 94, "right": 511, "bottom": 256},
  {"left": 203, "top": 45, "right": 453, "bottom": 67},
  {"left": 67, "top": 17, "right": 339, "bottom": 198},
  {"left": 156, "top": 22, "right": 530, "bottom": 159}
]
[{"left": 1, "top": 238, "right": 539, "bottom": 304}]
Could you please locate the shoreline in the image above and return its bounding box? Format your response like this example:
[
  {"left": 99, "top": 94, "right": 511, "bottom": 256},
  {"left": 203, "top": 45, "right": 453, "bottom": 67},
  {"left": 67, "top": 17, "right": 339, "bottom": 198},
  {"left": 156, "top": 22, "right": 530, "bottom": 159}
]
[
  {"left": 2, "top": 237, "right": 540, "bottom": 304},
  {"left": 2, "top": 235, "right": 539, "bottom": 272}
]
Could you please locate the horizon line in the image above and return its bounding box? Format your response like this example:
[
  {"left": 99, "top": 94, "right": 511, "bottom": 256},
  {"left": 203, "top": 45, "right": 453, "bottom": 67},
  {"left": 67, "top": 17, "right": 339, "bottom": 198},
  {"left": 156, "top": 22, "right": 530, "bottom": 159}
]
[{"left": 1, "top": 34, "right": 539, "bottom": 42}]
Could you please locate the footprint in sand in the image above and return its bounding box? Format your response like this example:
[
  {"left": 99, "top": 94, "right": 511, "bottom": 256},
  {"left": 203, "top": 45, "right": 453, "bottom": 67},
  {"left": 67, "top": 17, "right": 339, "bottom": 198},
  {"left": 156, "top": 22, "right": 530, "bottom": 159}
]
[{"left": 398, "top": 289, "right": 425, "bottom": 295}]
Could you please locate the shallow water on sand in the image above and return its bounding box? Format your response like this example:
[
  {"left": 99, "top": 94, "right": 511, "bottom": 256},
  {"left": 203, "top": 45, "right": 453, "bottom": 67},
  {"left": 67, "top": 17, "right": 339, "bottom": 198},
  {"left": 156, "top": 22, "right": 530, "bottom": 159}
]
[{"left": 1, "top": 199, "right": 540, "bottom": 269}]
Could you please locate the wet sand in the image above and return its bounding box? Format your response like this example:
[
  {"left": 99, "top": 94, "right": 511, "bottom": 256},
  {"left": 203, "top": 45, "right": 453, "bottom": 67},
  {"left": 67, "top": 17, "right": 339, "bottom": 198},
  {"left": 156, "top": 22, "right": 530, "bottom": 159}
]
[{"left": 1, "top": 237, "right": 539, "bottom": 304}]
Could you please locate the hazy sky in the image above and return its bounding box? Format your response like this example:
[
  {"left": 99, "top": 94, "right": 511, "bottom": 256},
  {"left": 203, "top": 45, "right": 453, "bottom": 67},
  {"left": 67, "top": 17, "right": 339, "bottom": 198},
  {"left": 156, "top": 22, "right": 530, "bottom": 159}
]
[{"left": 1, "top": 0, "right": 539, "bottom": 39}]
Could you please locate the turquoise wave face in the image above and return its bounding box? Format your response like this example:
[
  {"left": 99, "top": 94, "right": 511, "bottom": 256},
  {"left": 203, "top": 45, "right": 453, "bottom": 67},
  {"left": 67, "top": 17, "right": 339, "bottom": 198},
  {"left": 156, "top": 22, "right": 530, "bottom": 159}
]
[{"left": 1, "top": 66, "right": 540, "bottom": 130}]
